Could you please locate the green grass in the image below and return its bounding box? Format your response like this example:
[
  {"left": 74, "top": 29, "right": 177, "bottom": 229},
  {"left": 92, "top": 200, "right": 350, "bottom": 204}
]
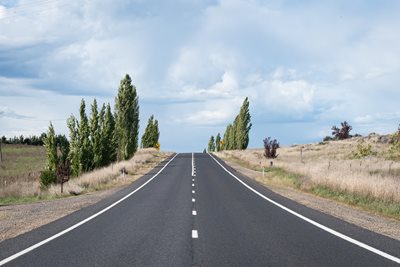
[
  {"left": 0, "top": 194, "right": 60, "bottom": 206},
  {"left": 310, "top": 185, "right": 400, "bottom": 219}
]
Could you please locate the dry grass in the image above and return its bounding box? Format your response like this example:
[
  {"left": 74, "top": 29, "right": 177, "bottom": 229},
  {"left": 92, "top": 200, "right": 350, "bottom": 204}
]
[
  {"left": 48, "top": 148, "right": 172, "bottom": 197},
  {"left": 0, "top": 148, "right": 172, "bottom": 203},
  {"left": 0, "top": 144, "right": 46, "bottom": 186},
  {"left": 215, "top": 135, "right": 400, "bottom": 204}
]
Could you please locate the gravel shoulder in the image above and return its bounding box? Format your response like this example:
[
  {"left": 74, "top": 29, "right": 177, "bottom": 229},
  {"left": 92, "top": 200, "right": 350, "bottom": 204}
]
[{"left": 221, "top": 157, "right": 400, "bottom": 241}]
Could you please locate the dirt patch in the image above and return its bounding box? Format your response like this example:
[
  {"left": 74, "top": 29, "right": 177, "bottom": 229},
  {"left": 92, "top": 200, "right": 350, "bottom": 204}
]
[
  {"left": 0, "top": 188, "right": 118, "bottom": 242},
  {"left": 221, "top": 157, "right": 400, "bottom": 241}
]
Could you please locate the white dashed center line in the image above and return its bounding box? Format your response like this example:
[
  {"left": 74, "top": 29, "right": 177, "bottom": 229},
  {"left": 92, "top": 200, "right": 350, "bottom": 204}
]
[
  {"left": 192, "top": 230, "right": 198, "bottom": 238},
  {"left": 192, "top": 210, "right": 197, "bottom": 215},
  {"left": 192, "top": 190, "right": 195, "bottom": 194},
  {"left": 192, "top": 198, "right": 195, "bottom": 202}
]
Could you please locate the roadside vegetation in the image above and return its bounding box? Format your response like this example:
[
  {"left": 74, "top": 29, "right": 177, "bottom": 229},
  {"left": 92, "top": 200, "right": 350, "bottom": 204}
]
[
  {"left": 207, "top": 97, "right": 252, "bottom": 152},
  {"left": 0, "top": 74, "right": 164, "bottom": 205},
  {"left": 215, "top": 133, "right": 400, "bottom": 219},
  {"left": 0, "top": 148, "right": 171, "bottom": 205}
]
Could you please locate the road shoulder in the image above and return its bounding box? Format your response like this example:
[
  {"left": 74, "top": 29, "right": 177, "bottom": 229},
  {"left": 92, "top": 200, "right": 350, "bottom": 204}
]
[{"left": 218, "top": 155, "right": 400, "bottom": 241}]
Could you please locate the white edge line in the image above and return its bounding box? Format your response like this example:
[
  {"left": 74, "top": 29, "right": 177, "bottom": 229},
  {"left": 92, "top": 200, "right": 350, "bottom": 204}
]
[
  {"left": 207, "top": 153, "right": 400, "bottom": 264},
  {"left": 0, "top": 153, "right": 179, "bottom": 266}
]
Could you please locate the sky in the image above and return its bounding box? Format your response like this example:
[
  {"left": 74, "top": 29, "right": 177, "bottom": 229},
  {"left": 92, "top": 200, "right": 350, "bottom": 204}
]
[{"left": 1, "top": 0, "right": 400, "bottom": 152}]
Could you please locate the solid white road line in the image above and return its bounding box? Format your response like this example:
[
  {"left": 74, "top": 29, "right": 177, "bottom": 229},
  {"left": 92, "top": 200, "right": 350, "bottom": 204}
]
[
  {"left": 192, "top": 210, "right": 197, "bottom": 215},
  {"left": 192, "top": 198, "right": 195, "bottom": 202},
  {"left": 192, "top": 230, "right": 198, "bottom": 238},
  {"left": 207, "top": 153, "right": 400, "bottom": 264},
  {"left": 0, "top": 154, "right": 180, "bottom": 266}
]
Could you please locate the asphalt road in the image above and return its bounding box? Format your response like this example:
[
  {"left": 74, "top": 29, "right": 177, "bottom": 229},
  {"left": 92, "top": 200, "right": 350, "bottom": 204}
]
[{"left": 0, "top": 153, "right": 399, "bottom": 266}]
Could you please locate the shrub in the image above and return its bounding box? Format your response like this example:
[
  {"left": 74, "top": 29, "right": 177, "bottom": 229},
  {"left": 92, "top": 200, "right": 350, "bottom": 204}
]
[
  {"left": 40, "top": 170, "right": 57, "bottom": 187},
  {"left": 263, "top": 137, "right": 279, "bottom": 158},
  {"left": 389, "top": 125, "right": 400, "bottom": 160},
  {"left": 352, "top": 142, "right": 377, "bottom": 159},
  {"left": 323, "top": 136, "right": 334, "bottom": 142},
  {"left": 332, "top": 121, "right": 352, "bottom": 140}
]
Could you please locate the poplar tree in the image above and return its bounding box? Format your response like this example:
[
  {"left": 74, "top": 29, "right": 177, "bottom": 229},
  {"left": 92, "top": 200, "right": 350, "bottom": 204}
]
[
  {"left": 115, "top": 74, "right": 140, "bottom": 160},
  {"left": 208, "top": 136, "right": 215, "bottom": 152},
  {"left": 102, "top": 103, "right": 117, "bottom": 165},
  {"left": 79, "top": 99, "right": 93, "bottom": 171},
  {"left": 90, "top": 99, "right": 102, "bottom": 168},
  {"left": 223, "top": 124, "right": 232, "bottom": 150},
  {"left": 67, "top": 115, "right": 80, "bottom": 176},
  {"left": 141, "top": 115, "right": 160, "bottom": 148},
  {"left": 44, "top": 122, "right": 58, "bottom": 172},
  {"left": 236, "top": 97, "right": 252, "bottom": 149},
  {"left": 215, "top": 133, "right": 221, "bottom": 152}
]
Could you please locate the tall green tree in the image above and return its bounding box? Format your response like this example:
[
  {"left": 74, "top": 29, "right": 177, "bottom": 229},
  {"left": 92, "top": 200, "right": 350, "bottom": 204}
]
[
  {"left": 102, "top": 103, "right": 117, "bottom": 165},
  {"left": 44, "top": 122, "right": 58, "bottom": 172},
  {"left": 115, "top": 74, "right": 140, "bottom": 160},
  {"left": 208, "top": 136, "right": 215, "bottom": 152},
  {"left": 55, "top": 134, "right": 69, "bottom": 165},
  {"left": 141, "top": 115, "right": 160, "bottom": 148},
  {"left": 79, "top": 99, "right": 93, "bottom": 172},
  {"left": 90, "top": 99, "right": 102, "bottom": 168},
  {"left": 67, "top": 115, "right": 80, "bottom": 176},
  {"left": 223, "top": 124, "right": 232, "bottom": 150},
  {"left": 215, "top": 133, "right": 221, "bottom": 152},
  {"left": 236, "top": 97, "right": 252, "bottom": 149}
]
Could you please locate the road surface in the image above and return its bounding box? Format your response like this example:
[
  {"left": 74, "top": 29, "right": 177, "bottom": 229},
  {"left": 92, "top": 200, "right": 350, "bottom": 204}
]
[{"left": 0, "top": 153, "right": 399, "bottom": 266}]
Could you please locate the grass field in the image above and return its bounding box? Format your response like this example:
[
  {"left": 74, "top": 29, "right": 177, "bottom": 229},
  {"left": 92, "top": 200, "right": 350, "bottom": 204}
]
[
  {"left": 0, "top": 144, "right": 46, "bottom": 186},
  {"left": 215, "top": 135, "right": 400, "bottom": 219},
  {"left": 0, "top": 145, "right": 172, "bottom": 205}
]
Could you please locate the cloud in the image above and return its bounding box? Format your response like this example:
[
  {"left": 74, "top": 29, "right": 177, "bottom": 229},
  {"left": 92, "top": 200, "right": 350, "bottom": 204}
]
[{"left": 0, "top": 106, "right": 33, "bottom": 119}]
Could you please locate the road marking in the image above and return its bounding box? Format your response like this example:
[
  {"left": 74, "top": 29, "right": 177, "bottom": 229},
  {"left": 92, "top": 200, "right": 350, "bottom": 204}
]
[
  {"left": 0, "top": 154, "right": 179, "bottom": 266},
  {"left": 192, "top": 210, "right": 197, "bottom": 215},
  {"left": 208, "top": 153, "right": 400, "bottom": 265},
  {"left": 192, "top": 230, "right": 198, "bottom": 238},
  {"left": 192, "top": 183, "right": 195, "bottom": 187},
  {"left": 192, "top": 178, "right": 195, "bottom": 182},
  {"left": 192, "top": 152, "right": 195, "bottom": 177},
  {"left": 192, "top": 198, "right": 195, "bottom": 202},
  {"left": 192, "top": 190, "right": 195, "bottom": 194}
]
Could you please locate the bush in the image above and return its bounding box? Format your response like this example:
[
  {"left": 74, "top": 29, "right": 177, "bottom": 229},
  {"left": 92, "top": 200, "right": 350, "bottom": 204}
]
[
  {"left": 40, "top": 170, "right": 57, "bottom": 187},
  {"left": 263, "top": 137, "right": 279, "bottom": 158},
  {"left": 352, "top": 142, "right": 377, "bottom": 159},
  {"left": 323, "top": 136, "right": 334, "bottom": 142},
  {"left": 389, "top": 125, "right": 400, "bottom": 160},
  {"left": 332, "top": 121, "right": 352, "bottom": 140}
]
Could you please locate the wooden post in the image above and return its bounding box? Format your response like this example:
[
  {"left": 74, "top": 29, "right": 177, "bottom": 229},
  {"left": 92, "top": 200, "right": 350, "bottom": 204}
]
[{"left": 300, "top": 147, "right": 303, "bottom": 162}]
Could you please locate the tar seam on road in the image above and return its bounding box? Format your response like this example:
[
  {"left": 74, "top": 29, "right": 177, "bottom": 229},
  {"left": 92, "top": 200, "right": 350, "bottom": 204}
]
[
  {"left": 207, "top": 153, "right": 400, "bottom": 264},
  {"left": 0, "top": 154, "right": 179, "bottom": 266}
]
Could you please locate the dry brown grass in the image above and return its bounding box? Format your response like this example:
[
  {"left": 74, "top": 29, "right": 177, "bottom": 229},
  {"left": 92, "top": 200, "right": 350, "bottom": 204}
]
[
  {"left": 0, "top": 148, "right": 172, "bottom": 201},
  {"left": 216, "top": 135, "right": 400, "bottom": 203},
  {"left": 48, "top": 148, "right": 172, "bottom": 197}
]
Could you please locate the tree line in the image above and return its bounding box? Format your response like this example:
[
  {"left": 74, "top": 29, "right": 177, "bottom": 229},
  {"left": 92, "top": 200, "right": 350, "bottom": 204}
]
[
  {"left": 1, "top": 134, "right": 48, "bottom": 146},
  {"left": 41, "top": 74, "right": 160, "bottom": 186},
  {"left": 207, "top": 97, "right": 252, "bottom": 152}
]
